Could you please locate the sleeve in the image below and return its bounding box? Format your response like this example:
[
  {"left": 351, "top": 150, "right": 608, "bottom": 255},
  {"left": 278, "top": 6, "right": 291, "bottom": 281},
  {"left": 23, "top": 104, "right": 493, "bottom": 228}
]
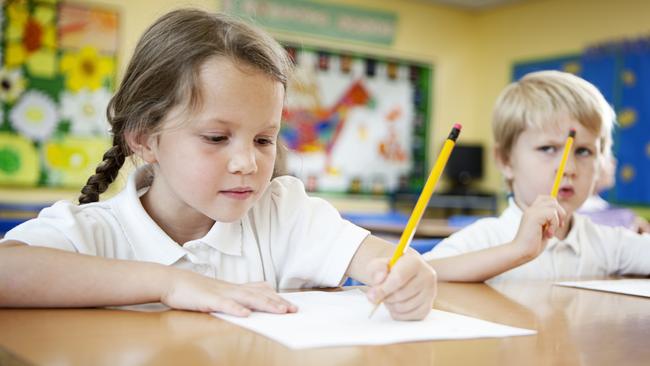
[
  {"left": 1, "top": 201, "right": 112, "bottom": 256},
  {"left": 601, "top": 226, "right": 650, "bottom": 276},
  {"left": 422, "top": 218, "right": 503, "bottom": 261},
  {"left": 265, "top": 176, "right": 370, "bottom": 289}
]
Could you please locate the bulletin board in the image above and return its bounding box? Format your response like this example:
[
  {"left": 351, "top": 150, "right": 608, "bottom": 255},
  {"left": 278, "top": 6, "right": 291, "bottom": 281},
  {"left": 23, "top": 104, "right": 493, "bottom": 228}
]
[
  {"left": 0, "top": 0, "right": 118, "bottom": 188},
  {"left": 282, "top": 44, "right": 431, "bottom": 195}
]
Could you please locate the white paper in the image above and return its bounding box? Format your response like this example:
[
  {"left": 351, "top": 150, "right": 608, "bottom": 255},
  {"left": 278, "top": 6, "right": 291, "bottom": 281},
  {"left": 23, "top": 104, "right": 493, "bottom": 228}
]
[
  {"left": 212, "top": 289, "right": 535, "bottom": 349},
  {"left": 556, "top": 279, "right": 650, "bottom": 298}
]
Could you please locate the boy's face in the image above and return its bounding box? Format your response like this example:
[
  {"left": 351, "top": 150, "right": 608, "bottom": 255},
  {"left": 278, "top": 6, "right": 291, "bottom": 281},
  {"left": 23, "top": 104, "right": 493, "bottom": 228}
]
[
  {"left": 141, "top": 57, "right": 284, "bottom": 227},
  {"left": 499, "top": 116, "right": 601, "bottom": 216}
]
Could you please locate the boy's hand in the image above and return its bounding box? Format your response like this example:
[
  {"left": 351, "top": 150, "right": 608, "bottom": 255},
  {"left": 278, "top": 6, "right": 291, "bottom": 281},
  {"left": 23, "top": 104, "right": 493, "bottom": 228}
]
[
  {"left": 513, "top": 195, "right": 567, "bottom": 260},
  {"left": 365, "top": 250, "right": 437, "bottom": 320},
  {"left": 161, "top": 269, "right": 298, "bottom": 317}
]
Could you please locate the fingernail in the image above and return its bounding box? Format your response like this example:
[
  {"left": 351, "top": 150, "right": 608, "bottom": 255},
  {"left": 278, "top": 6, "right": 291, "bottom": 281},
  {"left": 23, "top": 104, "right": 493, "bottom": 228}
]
[{"left": 277, "top": 304, "right": 287, "bottom": 312}]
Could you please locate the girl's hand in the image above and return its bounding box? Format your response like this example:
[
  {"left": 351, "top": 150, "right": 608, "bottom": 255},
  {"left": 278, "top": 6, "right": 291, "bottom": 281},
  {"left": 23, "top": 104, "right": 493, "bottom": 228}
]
[
  {"left": 366, "top": 250, "right": 437, "bottom": 320},
  {"left": 161, "top": 269, "right": 298, "bottom": 317},
  {"left": 513, "top": 195, "right": 567, "bottom": 260}
]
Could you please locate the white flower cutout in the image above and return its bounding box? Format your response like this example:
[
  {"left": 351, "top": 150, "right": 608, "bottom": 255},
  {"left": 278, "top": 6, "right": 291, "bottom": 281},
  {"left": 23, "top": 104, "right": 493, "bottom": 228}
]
[
  {"left": 60, "top": 88, "right": 111, "bottom": 136},
  {"left": 0, "top": 67, "right": 27, "bottom": 103},
  {"left": 10, "top": 90, "right": 59, "bottom": 142}
]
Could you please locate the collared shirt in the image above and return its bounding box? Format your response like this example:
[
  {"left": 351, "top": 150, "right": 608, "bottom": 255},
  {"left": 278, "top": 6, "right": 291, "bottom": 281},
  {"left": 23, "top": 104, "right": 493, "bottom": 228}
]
[
  {"left": 423, "top": 198, "right": 650, "bottom": 281},
  {"left": 3, "top": 167, "right": 369, "bottom": 289}
]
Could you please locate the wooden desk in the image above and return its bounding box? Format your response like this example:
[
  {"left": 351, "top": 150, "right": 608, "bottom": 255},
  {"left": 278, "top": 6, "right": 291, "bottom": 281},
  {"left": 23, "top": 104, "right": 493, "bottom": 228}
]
[{"left": 0, "top": 281, "right": 648, "bottom": 366}]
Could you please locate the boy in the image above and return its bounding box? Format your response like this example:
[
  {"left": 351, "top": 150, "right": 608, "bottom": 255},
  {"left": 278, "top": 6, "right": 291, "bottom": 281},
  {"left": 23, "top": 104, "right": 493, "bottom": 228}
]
[{"left": 425, "top": 70, "right": 650, "bottom": 281}]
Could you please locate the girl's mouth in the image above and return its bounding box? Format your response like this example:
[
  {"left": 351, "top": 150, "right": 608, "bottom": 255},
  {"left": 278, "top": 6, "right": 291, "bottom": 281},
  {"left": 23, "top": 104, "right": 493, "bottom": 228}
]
[{"left": 220, "top": 188, "right": 254, "bottom": 200}]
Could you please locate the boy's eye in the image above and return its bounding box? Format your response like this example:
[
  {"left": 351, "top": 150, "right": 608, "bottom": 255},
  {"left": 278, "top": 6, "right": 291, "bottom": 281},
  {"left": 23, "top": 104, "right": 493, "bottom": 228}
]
[
  {"left": 575, "top": 147, "right": 593, "bottom": 157},
  {"left": 538, "top": 146, "right": 556, "bottom": 154},
  {"left": 203, "top": 135, "right": 228, "bottom": 143}
]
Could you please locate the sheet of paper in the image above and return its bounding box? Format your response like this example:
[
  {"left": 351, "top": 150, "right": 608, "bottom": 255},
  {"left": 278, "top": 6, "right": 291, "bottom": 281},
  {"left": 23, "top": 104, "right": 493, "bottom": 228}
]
[
  {"left": 212, "top": 289, "right": 535, "bottom": 349},
  {"left": 556, "top": 279, "right": 650, "bottom": 298}
]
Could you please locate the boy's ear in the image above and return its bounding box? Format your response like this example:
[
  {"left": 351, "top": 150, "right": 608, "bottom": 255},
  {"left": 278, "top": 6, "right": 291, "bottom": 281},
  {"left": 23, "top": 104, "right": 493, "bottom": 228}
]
[
  {"left": 494, "top": 145, "right": 514, "bottom": 180},
  {"left": 125, "top": 131, "right": 158, "bottom": 164}
]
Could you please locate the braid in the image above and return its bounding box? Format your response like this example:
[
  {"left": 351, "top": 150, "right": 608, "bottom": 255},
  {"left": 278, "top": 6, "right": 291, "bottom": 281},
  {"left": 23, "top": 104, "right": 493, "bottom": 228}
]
[{"left": 78, "top": 137, "right": 126, "bottom": 204}]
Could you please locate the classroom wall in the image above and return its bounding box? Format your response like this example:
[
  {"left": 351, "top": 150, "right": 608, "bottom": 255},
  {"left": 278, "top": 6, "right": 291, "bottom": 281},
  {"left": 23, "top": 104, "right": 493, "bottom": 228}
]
[
  {"left": 1, "top": 0, "right": 481, "bottom": 205},
  {"left": 3, "top": 0, "right": 650, "bottom": 210},
  {"left": 474, "top": 0, "right": 650, "bottom": 194}
]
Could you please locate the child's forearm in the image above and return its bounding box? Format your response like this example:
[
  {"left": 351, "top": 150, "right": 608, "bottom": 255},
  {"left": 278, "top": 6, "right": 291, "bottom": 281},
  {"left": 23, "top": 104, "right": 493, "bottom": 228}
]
[
  {"left": 0, "top": 241, "right": 172, "bottom": 307},
  {"left": 345, "top": 235, "right": 395, "bottom": 284},
  {"left": 428, "top": 241, "right": 533, "bottom": 282}
]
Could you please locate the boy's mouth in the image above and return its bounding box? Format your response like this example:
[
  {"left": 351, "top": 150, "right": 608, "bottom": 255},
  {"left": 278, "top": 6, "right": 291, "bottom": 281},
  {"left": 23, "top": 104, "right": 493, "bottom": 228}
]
[{"left": 558, "top": 186, "right": 575, "bottom": 199}]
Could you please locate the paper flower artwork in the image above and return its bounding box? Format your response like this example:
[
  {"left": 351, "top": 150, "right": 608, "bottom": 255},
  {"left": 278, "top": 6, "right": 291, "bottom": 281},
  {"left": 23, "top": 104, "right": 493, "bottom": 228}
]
[
  {"left": 60, "top": 88, "right": 111, "bottom": 136},
  {"left": 60, "top": 46, "right": 114, "bottom": 92},
  {"left": 0, "top": 132, "right": 39, "bottom": 186},
  {"left": 9, "top": 90, "right": 59, "bottom": 142},
  {"left": 4, "top": 1, "right": 57, "bottom": 78},
  {"left": 0, "top": 67, "right": 26, "bottom": 103}
]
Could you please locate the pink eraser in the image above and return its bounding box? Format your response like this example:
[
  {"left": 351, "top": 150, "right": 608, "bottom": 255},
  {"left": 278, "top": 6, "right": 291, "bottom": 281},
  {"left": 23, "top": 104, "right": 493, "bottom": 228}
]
[
  {"left": 569, "top": 128, "right": 576, "bottom": 137},
  {"left": 453, "top": 123, "right": 462, "bottom": 130}
]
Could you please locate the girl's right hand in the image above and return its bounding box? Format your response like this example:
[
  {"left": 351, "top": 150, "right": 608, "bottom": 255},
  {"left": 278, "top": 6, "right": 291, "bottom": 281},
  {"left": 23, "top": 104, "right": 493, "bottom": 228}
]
[
  {"left": 160, "top": 269, "right": 298, "bottom": 316},
  {"left": 512, "top": 195, "right": 567, "bottom": 261}
]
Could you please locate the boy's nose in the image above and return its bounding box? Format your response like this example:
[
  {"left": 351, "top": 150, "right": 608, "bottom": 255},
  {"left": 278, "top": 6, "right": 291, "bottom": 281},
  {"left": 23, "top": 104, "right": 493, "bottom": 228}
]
[
  {"left": 561, "top": 154, "right": 577, "bottom": 176},
  {"left": 227, "top": 146, "right": 257, "bottom": 175}
]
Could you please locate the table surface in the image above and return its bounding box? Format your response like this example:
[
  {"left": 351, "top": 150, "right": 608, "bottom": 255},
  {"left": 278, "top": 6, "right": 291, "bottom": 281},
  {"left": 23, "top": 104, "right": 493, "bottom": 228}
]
[{"left": 1, "top": 280, "right": 648, "bottom": 366}]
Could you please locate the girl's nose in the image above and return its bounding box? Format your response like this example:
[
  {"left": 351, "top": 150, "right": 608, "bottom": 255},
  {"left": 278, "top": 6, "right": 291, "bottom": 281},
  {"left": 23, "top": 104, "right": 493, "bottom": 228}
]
[{"left": 227, "top": 146, "right": 257, "bottom": 175}]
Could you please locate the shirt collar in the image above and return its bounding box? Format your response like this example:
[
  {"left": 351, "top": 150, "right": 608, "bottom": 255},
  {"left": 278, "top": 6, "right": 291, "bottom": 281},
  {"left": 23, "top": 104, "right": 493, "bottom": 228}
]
[
  {"left": 109, "top": 166, "right": 186, "bottom": 265},
  {"left": 109, "top": 165, "right": 244, "bottom": 264},
  {"left": 192, "top": 220, "right": 243, "bottom": 256},
  {"left": 505, "top": 197, "right": 581, "bottom": 255}
]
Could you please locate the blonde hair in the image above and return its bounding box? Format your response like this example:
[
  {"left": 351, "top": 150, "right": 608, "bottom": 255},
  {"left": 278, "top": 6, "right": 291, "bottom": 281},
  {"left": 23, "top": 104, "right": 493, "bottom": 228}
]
[
  {"left": 79, "top": 9, "right": 293, "bottom": 204},
  {"left": 493, "top": 70, "right": 615, "bottom": 162}
]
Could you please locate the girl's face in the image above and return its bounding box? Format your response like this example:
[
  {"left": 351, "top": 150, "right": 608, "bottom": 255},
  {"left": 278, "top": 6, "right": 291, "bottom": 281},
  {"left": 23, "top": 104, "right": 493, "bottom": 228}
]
[
  {"left": 499, "top": 116, "right": 601, "bottom": 217},
  {"left": 142, "top": 57, "right": 284, "bottom": 226}
]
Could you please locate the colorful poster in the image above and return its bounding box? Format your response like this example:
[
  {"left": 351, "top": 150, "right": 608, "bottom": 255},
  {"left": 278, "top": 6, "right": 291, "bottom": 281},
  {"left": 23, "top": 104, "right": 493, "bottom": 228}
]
[
  {"left": 0, "top": 0, "right": 117, "bottom": 188},
  {"left": 282, "top": 46, "right": 431, "bottom": 195}
]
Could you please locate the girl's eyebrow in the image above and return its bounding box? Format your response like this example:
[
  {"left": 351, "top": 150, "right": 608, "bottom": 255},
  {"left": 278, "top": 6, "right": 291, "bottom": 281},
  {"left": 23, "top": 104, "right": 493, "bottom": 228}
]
[{"left": 198, "top": 118, "right": 280, "bottom": 132}]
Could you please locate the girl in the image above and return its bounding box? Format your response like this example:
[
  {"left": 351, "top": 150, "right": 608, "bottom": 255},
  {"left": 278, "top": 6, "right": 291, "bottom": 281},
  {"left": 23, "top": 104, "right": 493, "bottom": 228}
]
[{"left": 0, "top": 9, "right": 436, "bottom": 320}]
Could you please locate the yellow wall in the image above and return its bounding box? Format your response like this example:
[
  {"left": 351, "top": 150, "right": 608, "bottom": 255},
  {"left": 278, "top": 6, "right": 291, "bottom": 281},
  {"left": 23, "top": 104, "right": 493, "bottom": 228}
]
[
  {"left": 1, "top": 0, "right": 480, "bottom": 204},
  {"left": 475, "top": 0, "right": 650, "bottom": 193},
  {"left": 3, "top": 0, "right": 650, "bottom": 207}
]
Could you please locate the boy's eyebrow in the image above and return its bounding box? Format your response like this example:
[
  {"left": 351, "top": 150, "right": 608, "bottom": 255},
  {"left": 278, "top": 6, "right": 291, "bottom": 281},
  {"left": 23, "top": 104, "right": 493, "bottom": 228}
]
[{"left": 537, "top": 138, "right": 566, "bottom": 145}]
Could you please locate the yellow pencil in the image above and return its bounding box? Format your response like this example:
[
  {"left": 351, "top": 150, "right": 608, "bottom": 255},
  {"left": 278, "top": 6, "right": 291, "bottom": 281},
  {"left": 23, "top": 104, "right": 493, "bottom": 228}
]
[
  {"left": 369, "top": 123, "right": 462, "bottom": 318},
  {"left": 550, "top": 128, "right": 576, "bottom": 198}
]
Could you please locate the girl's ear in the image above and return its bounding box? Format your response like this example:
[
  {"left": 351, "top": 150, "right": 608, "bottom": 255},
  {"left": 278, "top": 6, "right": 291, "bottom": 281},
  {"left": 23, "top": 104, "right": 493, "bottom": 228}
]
[
  {"left": 494, "top": 145, "right": 514, "bottom": 180},
  {"left": 125, "top": 131, "right": 158, "bottom": 164}
]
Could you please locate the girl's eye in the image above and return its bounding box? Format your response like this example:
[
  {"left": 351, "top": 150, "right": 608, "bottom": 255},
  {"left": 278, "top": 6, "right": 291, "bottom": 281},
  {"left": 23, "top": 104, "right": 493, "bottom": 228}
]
[
  {"left": 256, "top": 137, "right": 275, "bottom": 146},
  {"left": 203, "top": 135, "right": 228, "bottom": 143},
  {"left": 576, "top": 147, "right": 593, "bottom": 157},
  {"left": 538, "top": 146, "right": 556, "bottom": 154}
]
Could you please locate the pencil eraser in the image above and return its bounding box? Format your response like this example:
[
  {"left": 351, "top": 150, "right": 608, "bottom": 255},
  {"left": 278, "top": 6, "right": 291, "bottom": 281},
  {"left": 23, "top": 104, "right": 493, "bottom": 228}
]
[
  {"left": 569, "top": 128, "right": 576, "bottom": 137},
  {"left": 453, "top": 123, "right": 462, "bottom": 130}
]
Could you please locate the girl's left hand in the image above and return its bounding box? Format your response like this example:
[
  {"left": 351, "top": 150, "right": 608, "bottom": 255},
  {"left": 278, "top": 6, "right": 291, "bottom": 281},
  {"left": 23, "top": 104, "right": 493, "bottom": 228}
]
[{"left": 365, "top": 250, "right": 437, "bottom": 320}]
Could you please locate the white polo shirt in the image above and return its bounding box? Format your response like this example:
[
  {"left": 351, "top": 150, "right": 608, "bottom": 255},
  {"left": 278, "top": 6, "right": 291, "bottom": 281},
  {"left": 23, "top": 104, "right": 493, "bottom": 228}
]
[
  {"left": 3, "top": 167, "right": 370, "bottom": 289},
  {"left": 423, "top": 198, "right": 650, "bottom": 281}
]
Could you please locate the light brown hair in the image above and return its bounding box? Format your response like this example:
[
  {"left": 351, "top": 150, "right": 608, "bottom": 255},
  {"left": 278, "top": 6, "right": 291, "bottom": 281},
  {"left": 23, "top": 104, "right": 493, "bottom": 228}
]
[{"left": 79, "top": 8, "right": 292, "bottom": 204}]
